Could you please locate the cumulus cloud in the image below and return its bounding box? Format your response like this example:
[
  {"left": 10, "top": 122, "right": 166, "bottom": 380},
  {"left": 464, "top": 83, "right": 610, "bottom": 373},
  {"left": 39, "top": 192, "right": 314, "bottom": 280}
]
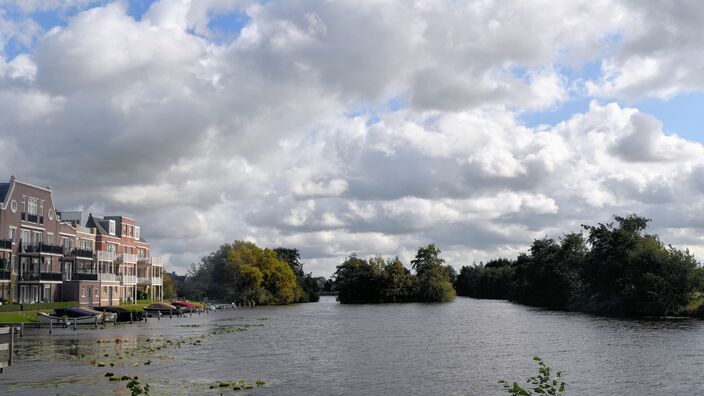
[{"left": 1, "top": 0, "right": 704, "bottom": 276}]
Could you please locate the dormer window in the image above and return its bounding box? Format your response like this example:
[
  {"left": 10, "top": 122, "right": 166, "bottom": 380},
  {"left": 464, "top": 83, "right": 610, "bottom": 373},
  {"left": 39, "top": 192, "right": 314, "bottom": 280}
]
[
  {"left": 109, "top": 220, "right": 116, "bottom": 235},
  {"left": 134, "top": 226, "right": 140, "bottom": 240}
]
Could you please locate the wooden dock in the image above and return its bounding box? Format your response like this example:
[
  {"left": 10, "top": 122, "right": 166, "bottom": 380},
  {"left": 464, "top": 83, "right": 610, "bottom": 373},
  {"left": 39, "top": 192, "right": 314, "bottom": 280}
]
[{"left": 0, "top": 326, "right": 14, "bottom": 373}]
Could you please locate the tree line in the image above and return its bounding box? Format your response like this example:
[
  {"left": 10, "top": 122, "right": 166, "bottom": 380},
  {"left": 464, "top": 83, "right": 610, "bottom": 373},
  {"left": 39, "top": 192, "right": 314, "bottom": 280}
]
[
  {"left": 331, "top": 244, "right": 456, "bottom": 303},
  {"left": 455, "top": 215, "right": 704, "bottom": 316},
  {"left": 177, "top": 241, "right": 324, "bottom": 305}
]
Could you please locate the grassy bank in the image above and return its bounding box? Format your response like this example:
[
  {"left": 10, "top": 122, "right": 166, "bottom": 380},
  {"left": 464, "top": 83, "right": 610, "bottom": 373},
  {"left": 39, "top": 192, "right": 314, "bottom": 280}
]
[{"left": 0, "top": 310, "right": 41, "bottom": 323}]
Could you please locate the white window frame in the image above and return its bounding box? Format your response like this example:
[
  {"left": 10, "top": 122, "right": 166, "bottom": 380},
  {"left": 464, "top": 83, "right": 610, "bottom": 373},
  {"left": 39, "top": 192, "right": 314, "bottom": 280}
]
[
  {"left": 134, "top": 226, "right": 140, "bottom": 241},
  {"left": 27, "top": 197, "right": 38, "bottom": 216},
  {"left": 109, "top": 220, "right": 116, "bottom": 235},
  {"left": 47, "top": 232, "right": 54, "bottom": 245},
  {"left": 8, "top": 226, "right": 17, "bottom": 244}
]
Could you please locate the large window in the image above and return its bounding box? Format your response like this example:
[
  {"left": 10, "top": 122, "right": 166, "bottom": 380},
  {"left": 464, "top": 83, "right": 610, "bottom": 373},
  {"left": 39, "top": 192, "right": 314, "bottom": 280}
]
[
  {"left": 27, "top": 197, "right": 38, "bottom": 215},
  {"left": 107, "top": 243, "right": 117, "bottom": 253},
  {"left": 8, "top": 227, "right": 16, "bottom": 244},
  {"left": 135, "top": 226, "right": 140, "bottom": 240},
  {"left": 109, "top": 220, "right": 116, "bottom": 235}
]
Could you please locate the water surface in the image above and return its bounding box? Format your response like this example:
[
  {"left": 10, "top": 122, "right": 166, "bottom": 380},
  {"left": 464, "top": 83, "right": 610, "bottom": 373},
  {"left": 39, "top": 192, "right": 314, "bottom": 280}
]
[{"left": 2, "top": 296, "right": 703, "bottom": 395}]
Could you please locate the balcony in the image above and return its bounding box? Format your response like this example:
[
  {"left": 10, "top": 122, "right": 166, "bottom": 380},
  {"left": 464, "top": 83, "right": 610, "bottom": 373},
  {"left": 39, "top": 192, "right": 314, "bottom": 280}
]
[
  {"left": 20, "top": 271, "right": 63, "bottom": 282},
  {"left": 22, "top": 243, "right": 65, "bottom": 255},
  {"left": 0, "top": 239, "right": 12, "bottom": 250},
  {"left": 121, "top": 253, "right": 138, "bottom": 263},
  {"left": 152, "top": 276, "right": 163, "bottom": 286},
  {"left": 122, "top": 275, "right": 137, "bottom": 285},
  {"left": 98, "top": 273, "right": 120, "bottom": 282},
  {"left": 0, "top": 269, "right": 10, "bottom": 280},
  {"left": 97, "top": 251, "right": 118, "bottom": 262},
  {"left": 138, "top": 276, "right": 151, "bottom": 285},
  {"left": 72, "top": 272, "right": 99, "bottom": 281},
  {"left": 66, "top": 248, "right": 94, "bottom": 259},
  {"left": 138, "top": 256, "right": 164, "bottom": 267}
]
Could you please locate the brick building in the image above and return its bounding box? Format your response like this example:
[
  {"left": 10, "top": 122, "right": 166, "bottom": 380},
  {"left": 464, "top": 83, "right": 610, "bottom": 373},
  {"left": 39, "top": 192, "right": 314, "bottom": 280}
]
[{"left": 0, "top": 176, "right": 165, "bottom": 305}]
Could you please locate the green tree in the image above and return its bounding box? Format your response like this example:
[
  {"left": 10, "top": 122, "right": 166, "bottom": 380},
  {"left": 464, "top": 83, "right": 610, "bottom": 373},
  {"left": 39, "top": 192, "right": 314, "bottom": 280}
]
[
  {"left": 411, "top": 243, "right": 445, "bottom": 276},
  {"left": 163, "top": 273, "right": 177, "bottom": 300}
]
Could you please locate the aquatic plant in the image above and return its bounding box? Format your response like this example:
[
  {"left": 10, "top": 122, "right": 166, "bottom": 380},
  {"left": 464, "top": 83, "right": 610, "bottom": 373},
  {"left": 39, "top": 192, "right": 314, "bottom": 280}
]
[{"left": 499, "top": 356, "right": 566, "bottom": 396}]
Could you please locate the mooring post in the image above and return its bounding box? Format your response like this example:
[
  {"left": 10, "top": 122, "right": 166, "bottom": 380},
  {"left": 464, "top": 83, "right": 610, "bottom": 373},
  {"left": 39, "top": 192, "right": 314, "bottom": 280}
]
[
  {"left": 49, "top": 320, "right": 53, "bottom": 334},
  {"left": 8, "top": 325, "right": 14, "bottom": 366},
  {"left": 73, "top": 319, "right": 77, "bottom": 331},
  {"left": 129, "top": 312, "right": 133, "bottom": 324},
  {"left": 20, "top": 323, "right": 24, "bottom": 337}
]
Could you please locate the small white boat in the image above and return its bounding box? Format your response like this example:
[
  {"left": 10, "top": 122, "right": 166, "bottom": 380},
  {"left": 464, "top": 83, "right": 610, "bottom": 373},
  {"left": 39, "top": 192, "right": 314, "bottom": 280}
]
[
  {"left": 38, "top": 307, "right": 117, "bottom": 325},
  {"left": 38, "top": 312, "right": 100, "bottom": 325}
]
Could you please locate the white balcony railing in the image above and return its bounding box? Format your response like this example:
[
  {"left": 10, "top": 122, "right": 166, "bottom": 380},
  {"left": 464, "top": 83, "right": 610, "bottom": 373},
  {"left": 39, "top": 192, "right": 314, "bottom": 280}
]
[
  {"left": 97, "top": 251, "right": 118, "bottom": 262},
  {"left": 121, "top": 253, "right": 138, "bottom": 263},
  {"left": 137, "top": 276, "right": 151, "bottom": 285},
  {"left": 98, "top": 273, "right": 119, "bottom": 282},
  {"left": 122, "top": 275, "right": 137, "bottom": 285},
  {"left": 137, "top": 256, "right": 165, "bottom": 267},
  {"left": 152, "top": 277, "right": 163, "bottom": 286}
]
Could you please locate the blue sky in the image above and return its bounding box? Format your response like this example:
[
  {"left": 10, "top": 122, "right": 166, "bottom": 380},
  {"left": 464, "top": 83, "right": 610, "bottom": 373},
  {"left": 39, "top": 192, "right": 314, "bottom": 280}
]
[{"left": 3, "top": 1, "right": 704, "bottom": 275}]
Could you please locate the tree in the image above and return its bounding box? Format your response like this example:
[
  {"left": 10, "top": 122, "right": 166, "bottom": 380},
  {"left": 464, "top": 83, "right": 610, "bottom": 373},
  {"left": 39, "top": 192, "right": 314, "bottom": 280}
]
[
  {"left": 411, "top": 244, "right": 445, "bottom": 276},
  {"left": 163, "top": 273, "right": 177, "bottom": 300}
]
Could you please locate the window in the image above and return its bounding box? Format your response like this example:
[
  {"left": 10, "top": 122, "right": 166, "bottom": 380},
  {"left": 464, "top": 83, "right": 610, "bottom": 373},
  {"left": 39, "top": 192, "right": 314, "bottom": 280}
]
[
  {"left": 39, "top": 201, "right": 44, "bottom": 217},
  {"left": 81, "top": 239, "right": 92, "bottom": 250},
  {"left": 107, "top": 243, "right": 117, "bottom": 253},
  {"left": 21, "top": 229, "right": 30, "bottom": 245},
  {"left": 32, "top": 231, "right": 42, "bottom": 245},
  {"left": 134, "top": 226, "right": 140, "bottom": 241},
  {"left": 48, "top": 209, "right": 54, "bottom": 221},
  {"left": 8, "top": 227, "right": 16, "bottom": 244},
  {"left": 27, "top": 197, "right": 38, "bottom": 215},
  {"left": 109, "top": 220, "right": 116, "bottom": 235},
  {"left": 47, "top": 233, "right": 53, "bottom": 245},
  {"left": 81, "top": 288, "right": 85, "bottom": 298},
  {"left": 10, "top": 200, "right": 17, "bottom": 213}
]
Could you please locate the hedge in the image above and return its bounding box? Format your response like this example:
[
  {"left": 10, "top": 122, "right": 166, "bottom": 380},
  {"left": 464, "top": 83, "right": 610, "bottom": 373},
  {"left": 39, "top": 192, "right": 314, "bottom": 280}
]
[
  {"left": 0, "top": 304, "right": 21, "bottom": 312},
  {"left": 20, "top": 301, "right": 79, "bottom": 311}
]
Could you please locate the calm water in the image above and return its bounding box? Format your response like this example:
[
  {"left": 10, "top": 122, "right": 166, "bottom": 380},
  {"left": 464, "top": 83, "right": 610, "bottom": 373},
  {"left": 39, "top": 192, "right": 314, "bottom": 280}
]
[{"left": 2, "top": 296, "right": 704, "bottom": 395}]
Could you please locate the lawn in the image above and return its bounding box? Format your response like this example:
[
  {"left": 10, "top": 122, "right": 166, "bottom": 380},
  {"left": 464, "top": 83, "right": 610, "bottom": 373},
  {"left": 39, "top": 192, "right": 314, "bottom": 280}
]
[{"left": 0, "top": 310, "right": 42, "bottom": 323}]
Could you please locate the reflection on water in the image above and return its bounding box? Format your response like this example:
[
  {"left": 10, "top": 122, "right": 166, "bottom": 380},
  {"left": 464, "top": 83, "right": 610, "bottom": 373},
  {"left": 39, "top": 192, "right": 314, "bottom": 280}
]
[{"left": 2, "top": 297, "right": 704, "bottom": 395}]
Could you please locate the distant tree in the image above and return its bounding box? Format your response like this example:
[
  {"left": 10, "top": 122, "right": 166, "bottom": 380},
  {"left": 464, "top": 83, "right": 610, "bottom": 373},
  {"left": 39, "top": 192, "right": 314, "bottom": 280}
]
[
  {"left": 163, "top": 273, "right": 177, "bottom": 300},
  {"left": 411, "top": 244, "right": 445, "bottom": 276}
]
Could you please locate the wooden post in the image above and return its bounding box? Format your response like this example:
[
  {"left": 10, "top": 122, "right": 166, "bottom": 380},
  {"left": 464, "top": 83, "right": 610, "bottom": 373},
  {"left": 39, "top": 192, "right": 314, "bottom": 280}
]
[
  {"left": 129, "top": 312, "right": 133, "bottom": 324},
  {"left": 95, "top": 316, "right": 98, "bottom": 327},
  {"left": 73, "top": 319, "right": 77, "bottom": 331},
  {"left": 20, "top": 323, "right": 23, "bottom": 337},
  {"left": 49, "top": 320, "right": 52, "bottom": 334},
  {"left": 8, "top": 325, "right": 13, "bottom": 366},
  {"left": 169, "top": 309, "right": 173, "bottom": 319}
]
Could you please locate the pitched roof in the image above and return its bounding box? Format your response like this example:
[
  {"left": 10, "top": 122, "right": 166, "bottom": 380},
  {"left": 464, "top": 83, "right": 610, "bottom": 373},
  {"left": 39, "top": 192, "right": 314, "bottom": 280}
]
[
  {"left": 0, "top": 182, "right": 10, "bottom": 204},
  {"left": 86, "top": 214, "right": 110, "bottom": 235}
]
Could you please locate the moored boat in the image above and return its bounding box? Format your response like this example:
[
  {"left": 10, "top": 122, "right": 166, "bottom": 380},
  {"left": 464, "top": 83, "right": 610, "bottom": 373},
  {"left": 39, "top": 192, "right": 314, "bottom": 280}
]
[
  {"left": 92, "top": 306, "right": 144, "bottom": 322},
  {"left": 171, "top": 301, "right": 199, "bottom": 312},
  {"left": 144, "top": 302, "right": 179, "bottom": 316}
]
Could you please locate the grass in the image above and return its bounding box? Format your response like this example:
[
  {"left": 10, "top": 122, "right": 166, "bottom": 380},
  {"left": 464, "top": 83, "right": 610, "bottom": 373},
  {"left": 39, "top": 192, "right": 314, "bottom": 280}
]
[{"left": 0, "top": 310, "right": 42, "bottom": 323}]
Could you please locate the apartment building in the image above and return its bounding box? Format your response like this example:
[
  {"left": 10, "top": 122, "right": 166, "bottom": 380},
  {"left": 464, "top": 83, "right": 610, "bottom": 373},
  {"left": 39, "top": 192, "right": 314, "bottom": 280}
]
[{"left": 0, "top": 176, "right": 165, "bottom": 305}]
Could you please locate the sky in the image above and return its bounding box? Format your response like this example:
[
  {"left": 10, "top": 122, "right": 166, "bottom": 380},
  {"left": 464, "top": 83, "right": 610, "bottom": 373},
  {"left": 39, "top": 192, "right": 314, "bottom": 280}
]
[{"left": 1, "top": 0, "right": 704, "bottom": 277}]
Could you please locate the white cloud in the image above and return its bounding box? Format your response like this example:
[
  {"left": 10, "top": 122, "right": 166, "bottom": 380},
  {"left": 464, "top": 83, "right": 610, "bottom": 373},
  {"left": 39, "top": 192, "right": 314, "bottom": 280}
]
[{"left": 1, "top": 0, "right": 704, "bottom": 277}]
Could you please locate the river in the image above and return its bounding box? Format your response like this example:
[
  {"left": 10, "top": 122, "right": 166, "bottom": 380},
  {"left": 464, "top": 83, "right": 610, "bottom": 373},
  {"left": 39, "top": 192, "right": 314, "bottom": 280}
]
[{"left": 1, "top": 296, "right": 703, "bottom": 395}]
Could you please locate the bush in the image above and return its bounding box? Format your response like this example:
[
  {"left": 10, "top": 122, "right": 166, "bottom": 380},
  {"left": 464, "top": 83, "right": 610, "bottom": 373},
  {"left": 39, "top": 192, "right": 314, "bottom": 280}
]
[
  {"left": 499, "top": 356, "right": 566, "bottom": 396},
  {"left": 0, "top": 304, "right": 21, "bottom": 312}
]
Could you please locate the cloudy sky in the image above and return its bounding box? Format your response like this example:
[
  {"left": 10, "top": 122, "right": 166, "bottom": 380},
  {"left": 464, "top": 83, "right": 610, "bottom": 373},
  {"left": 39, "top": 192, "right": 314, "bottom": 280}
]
[{"left": 1, "top": 0, "right": 704, "bottom": 276}]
